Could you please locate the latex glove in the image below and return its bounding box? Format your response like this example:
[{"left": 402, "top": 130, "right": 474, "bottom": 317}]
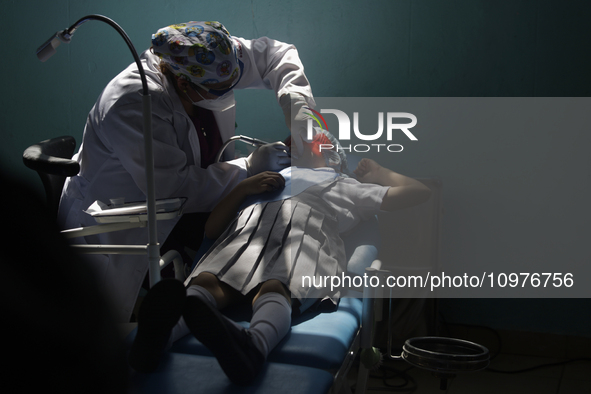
[
  {"left": 280, "top": 92, "right": 316, "bottom": 159},
  {"left": 246, "top": 142, "right": 290, "bottom": 176}
]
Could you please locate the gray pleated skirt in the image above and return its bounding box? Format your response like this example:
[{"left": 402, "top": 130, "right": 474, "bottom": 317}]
[{"left": 186, "top": 182, "right": 346, "bottom": 306}]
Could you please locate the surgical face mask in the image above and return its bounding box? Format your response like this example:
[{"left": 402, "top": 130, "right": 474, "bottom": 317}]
[
  {"left": 185, "top": 87, "right": 219, "bottom": 105},
  {"left": 186, "top": 88, "right": 236, "bottom": 112}
]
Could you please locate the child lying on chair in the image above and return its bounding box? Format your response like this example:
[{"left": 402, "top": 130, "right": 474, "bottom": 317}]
[{"left": 129, "top": 130, "right": 431, "bottom": 385}]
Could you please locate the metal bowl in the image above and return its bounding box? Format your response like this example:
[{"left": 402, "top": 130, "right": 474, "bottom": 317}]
[{"left": 402, "top": 336, "right": 490, "bottom": 374}]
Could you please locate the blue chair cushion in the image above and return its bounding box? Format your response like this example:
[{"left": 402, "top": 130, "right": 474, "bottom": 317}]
[
  {"left": 169, "top": 297, "right": 363, "bottom": 370},
  {"left": 129, "top": 352, "right": 334, "bottom": 394}
]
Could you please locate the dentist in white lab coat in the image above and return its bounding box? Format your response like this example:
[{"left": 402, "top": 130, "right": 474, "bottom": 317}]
[{"left": 58, "top": 21, "right": 315, "bottom": 322}]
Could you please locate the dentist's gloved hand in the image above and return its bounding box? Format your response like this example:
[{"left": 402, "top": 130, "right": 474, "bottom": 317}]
[
  {"left": 280, "top": 92, "right": 317, "bottom": 158},
  {"left": 246, "top": 142, "right": 291, "bottom": 176}
]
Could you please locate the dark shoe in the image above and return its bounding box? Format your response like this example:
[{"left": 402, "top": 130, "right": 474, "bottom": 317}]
[
  {"left": 128, "top": 279, "right": 186, "bottom": 372},
  {"left": 183, "top": 296, "right": 265, "bottom": 385}
]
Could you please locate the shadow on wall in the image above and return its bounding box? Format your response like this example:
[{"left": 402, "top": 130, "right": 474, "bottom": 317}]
[{"left": 0, "top": 170, "right": 128, "bottom": 393}]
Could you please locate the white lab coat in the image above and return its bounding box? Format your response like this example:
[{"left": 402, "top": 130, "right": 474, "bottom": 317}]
[{"left": 58, "top": 36, "right": 315, "bottom": 322}]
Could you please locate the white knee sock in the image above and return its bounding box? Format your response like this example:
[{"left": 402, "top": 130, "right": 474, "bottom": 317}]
[
  {"left": 166, "top": 285, "right": 218, "bottom": 348},
  {"left": 187, "top": 284, "right": 218, "bottom": 308},
  {"left": 248, "top": 293, "right": 292, "bottom": 358}
]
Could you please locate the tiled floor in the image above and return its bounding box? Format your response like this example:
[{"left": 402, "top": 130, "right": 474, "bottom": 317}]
[
  {"left": 122, "top": 311, "right": 591, "bottom": 393},
  {"left": 346, "top": 326, "right": 591, "bottom": 393},
  {"left": 348, "top": 354, "right": 591, "bottom": 393}
]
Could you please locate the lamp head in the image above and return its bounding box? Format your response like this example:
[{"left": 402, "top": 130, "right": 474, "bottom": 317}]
[{"left": 36, "top": 30, "right": 71, "bottom": 62}]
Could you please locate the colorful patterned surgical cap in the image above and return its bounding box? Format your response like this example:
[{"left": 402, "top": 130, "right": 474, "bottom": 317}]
[{"left": 151, "top": 21, "right": 240, "bottom": 86}]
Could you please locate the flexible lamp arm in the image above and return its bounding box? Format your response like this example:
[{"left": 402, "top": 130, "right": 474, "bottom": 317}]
[{"left": 37, "top": 15, "right": 160, "bottom": 286}]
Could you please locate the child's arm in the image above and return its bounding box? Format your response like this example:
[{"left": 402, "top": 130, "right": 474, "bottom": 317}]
[
  {"left": 353, "top": 158, "right": 432, "bottom": 211},
  {"left": 205, "top": 171, "right": 285, "bottom": 239}
]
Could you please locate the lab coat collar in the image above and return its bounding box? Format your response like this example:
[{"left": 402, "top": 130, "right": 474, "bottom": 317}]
[{"left": 158, "top": 69, "right": 190, "bottom": 117}]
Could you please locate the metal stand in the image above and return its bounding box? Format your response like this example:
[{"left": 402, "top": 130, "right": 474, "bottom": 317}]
[{"left": 37, "top": 15, "right": 164, "bottom": 286}]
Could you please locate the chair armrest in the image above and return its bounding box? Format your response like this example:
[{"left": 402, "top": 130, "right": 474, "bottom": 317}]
[
  {"left": 23, "top": 136, "right": 80, "bottom": 176},
  {"left": 343, "top": 216, "right": 381, "bottom": 276},
  {"left": 359, "top": 261, "right": 390, "bottom": 349}
]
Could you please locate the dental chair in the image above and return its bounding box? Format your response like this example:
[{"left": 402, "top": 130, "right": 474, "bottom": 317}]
[
  {"left": 22, "top": 136, "right": 379, "bottom": 392},
  {"left": 126, "top": 154, "right": 384, "bottom": 394},
  {"left": 127, "top": 173, "right": 487, "bottom": 393},
  {"left": 127, "top": 215, "right": 381, "bottom": 394}
]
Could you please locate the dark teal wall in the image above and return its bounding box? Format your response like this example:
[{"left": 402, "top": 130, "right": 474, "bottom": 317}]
[{"left": 2, "top": 0, "right": 590, "bottom": 337}]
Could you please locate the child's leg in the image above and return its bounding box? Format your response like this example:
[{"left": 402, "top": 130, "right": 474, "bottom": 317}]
[
  {"left": 249, "top": 280, "right": 292, "bottom": 357},
  {"left": 189, "top": 272, "right": 242, "bottom": 309},
  {"left": 166, "top": 273, "right": 242, "bottom": 347},
  {"left": 182, "top": 279, "right": 291, "bottom": 385}
]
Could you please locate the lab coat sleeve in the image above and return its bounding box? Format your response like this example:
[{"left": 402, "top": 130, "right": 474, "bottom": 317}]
[
  {"left": 233, "top": 36, "right": 316, "bottom": 106},
  {"left": 96, "top": 88, "right": 247, "bottom": 213}
]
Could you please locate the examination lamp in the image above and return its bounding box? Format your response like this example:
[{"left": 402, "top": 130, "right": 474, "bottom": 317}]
[
  {"left": 37, "top": 30, "right": 71, "bottom": 63},
  {"left": 37, "top": 15, "right": 161, "bottom": 286}
]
